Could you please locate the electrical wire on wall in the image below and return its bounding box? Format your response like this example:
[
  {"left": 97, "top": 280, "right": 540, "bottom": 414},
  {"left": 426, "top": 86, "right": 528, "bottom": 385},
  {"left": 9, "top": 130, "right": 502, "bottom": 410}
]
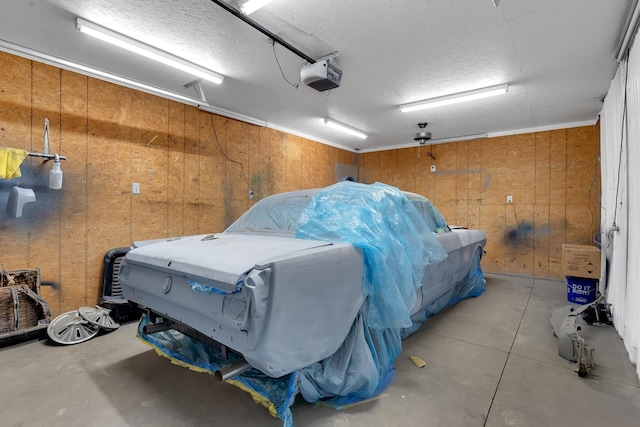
[
  {"left": 207, "top": 114, "right": 253, "bottom": 195},
  {"left": 607, "top": 57, "right": 629, "bottom": 248},
  {"left": 272, "top": 40, "right": 300, "bottom": 89}
]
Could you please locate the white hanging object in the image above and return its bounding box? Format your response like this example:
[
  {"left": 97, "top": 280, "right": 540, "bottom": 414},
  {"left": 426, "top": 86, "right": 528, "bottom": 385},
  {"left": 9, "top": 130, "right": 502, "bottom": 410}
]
[{"left": 48, "top": 154, "right": 63, "bottom": 190}]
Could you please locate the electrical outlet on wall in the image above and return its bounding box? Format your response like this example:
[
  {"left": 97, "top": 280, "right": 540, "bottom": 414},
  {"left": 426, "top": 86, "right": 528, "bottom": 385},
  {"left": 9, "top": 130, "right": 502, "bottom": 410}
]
[
  {"left": 431, "top": 165, "right": 436, "bottom": 172},
  {"left": 507, "top": 195, "right": 513, "bottom": 204},
  {"left": 132, "top": 182, "right": 141, "bottom": 194}
]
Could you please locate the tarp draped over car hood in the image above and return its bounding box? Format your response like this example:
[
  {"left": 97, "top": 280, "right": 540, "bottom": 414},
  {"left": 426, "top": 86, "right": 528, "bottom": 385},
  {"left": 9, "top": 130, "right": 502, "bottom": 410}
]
[
  {"left": 296, "top": 182, "right": 448, "bottom": 330},
  {"left": 294, "top": 182, "right": 450, "bottom": 405},
  {"left": 124, "top": 233, "right": 332, "bottom": 289}
]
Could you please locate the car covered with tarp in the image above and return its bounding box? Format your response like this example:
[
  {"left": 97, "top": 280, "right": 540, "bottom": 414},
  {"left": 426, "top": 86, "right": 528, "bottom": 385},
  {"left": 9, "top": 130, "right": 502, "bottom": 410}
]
[{"left": 119, "top": 182, "right": 487, "bottom": 426}]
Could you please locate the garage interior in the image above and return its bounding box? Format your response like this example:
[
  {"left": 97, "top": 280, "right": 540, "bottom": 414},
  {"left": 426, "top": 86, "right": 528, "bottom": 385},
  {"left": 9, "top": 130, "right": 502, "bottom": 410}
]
[{"left": 1, "top": 1, "right": 639, "bottom": 426}]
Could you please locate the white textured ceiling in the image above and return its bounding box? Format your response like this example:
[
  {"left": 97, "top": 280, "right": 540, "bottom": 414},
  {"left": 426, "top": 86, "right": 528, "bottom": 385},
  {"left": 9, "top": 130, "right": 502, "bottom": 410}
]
[{"left": 0, "top": 0, "right": 633, "bottom": 152}]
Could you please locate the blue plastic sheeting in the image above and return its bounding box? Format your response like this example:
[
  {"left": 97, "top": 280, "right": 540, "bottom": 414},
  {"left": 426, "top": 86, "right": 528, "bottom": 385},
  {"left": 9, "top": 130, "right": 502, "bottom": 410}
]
[
  {"left": 137, "top": 315, "right": 298, "bottom": 427},
  {"left": 137, "top": 182, "right": 485, "bottom": 426},
  {"left": 406, "top": 194, "right": 449, "bottom": 234},
  {"left": 294, "top": 182, "right": 448, "bottom": 406},
  {"left": 296, "top": 182, "right": 448, "bottom": 331},
  {"left": 402, "top": 246, "right": 486, "bottom": 338},
  {"left": 187, "top": 272, "right": 246, "bottom": 294}
]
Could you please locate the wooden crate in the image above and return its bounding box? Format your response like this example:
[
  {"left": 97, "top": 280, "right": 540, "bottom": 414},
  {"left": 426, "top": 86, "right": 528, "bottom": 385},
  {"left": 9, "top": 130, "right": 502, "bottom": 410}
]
[{"left": 0, "top": 268, "right": 51, "bottom": 343}]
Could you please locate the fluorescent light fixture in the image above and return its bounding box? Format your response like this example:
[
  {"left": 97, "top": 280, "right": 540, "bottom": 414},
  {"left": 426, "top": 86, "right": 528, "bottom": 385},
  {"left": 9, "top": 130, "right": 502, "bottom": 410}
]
[
  {"left": 400, "top": 84, "right": 509, "bottom": 113},
  {"left": 198, "top": 105, "right": 267, "bottom": 127},
  {"left": 0, "top": 39, "right": 206, "bottom": 106},
  {"left": 75, "top": 17, "right": 224, "bottom": 84},
  {"left": 324, "top": 118, "right": 367, "bottom": 139},
  {"left": 241, "top": 0, "right": 274, "bottom": 15}
]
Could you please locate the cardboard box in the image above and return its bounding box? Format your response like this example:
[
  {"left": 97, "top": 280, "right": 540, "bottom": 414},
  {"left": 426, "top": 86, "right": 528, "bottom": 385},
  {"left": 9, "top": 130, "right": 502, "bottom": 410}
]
[{"left": 562, "top": 244, "right": 601, "bottom": 279}]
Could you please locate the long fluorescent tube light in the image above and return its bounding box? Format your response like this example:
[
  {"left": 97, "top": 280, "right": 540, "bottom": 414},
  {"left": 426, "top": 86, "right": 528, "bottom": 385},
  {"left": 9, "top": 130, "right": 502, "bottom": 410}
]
[
  {"left": 400, "top": 84, "right": 509, "bottom": 113},
  {"left": 198, "top": 105, "right": 267, "bottom": 127},
  {"left": 241, "top": 0, "right": 274, "bottom": 15},
  {"left": 75, "top": 17, "right": 224, "bottom": 84},
  {"left": 0, "top": 39, "right": 205, "bottom": 106},
  {"left": 324, "top": 118, "right": 367, "bottom": 139}
]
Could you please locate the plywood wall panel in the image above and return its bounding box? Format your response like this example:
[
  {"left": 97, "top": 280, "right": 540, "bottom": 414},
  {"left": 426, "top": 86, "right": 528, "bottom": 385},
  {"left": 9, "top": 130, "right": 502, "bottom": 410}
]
[
  {"left": 533, "top": 205, "right": 550, "bottom": 277},
  {"left": 0, "top": 53, "right": 31, "bottom": 150},
  {"left": 246, "top": 125, "right": 262, "bottom": 204},
  {"left": 0, "top": 52, "right": 32, "bottom": 270},
  {"left": 535, "top": 132, "right": 551, "bottom": 204},
  {"left": 548, "top": 205, "right": 566, "bottom": 277},
  {"left": 226, "top": 198, "right": 249, "bottom": 227},
  {"left": 198, "top": 200, "right": 225, "bottom": 233},
  {"left": 433, "top": 143, "right": 457, "bottom": 207},
  {"left": 299, "top": 138, "right": 311, "bottom": 190},
  {"left": 550, "top": 129, "right": 567, "bottom": 205},
  {"left": 393, "top": 148, "right": 405, "bottom": 188},
  {"left": 507, "top": 133, "right": 536, "bottom": 205},
  {"left": 317, "top": 144, "right": 330, "bottom": 187},
  {"left": 60, "top": 70, "right": 88, "bottom": 314},
  {"left": 481, "top": 137, "right": 507, "bottom": 205},
  {"left": 505, "top": 204, "right": 534, "bottom": 276},
  {"left": 131, "top": 92, "right": 168, "bottom": 202},
  {"left": 28, "top": 62, "right": 62, "bottom": 313},
  {"left": 285, "top": 135, "right": 302, "bottom": 192},
  {"left": 378, "top": 150, "right": 396, "bottom": 186},
  {"left": 0, "top": 221, "right": 30, "bottom": 269},
  {"left": 455, "top": 142, "right": 470, "bottom": 225},
  {"left": 168, "top": 102, "right": 185, "bottom": 200},
  {"left": 86, "top": 195, "right": 131, "bottom": 305},
  {"left": 60, "top": 204, "right": 88, "bottom": 311},
  {"left": 198, "top": 114, "right": 225, "bottom": 201},
  {"left": 480, "top": 204, "right": 506, "bottom": 273},
  {"left": 268, "top": 130, "right": 286, "bottom": 194},
  {"left": 167, "top": 199, "right": 184, "bottom": 238},
  {"left": 257, "top": 126, "right": 271, "bottom": 198},
  {"left": 307, "top": 140, "right": 318, "bottom": 189},
  {"left": 419, "top": 149, "right": 436, "bottom": 199},
  {"left": 87, "top": 80, "right": 131, "bottom": 197},
  {"left": 566, "top": 127, "right": 598, "bottom": 205},
  {"left": 183, "top": 197, "right": 200, "bottom": 235},
  {"left": 183, "top": 107, "right": 200, "bottom": 200},
  {"left": 467, "top": 203, "right": 480, "bottom": 230},
  {"left": 31, "top": 62, "right": 61, "bottom": 153},
  {"left": 400, "top": 148, "right": 414, "bottom": 192},
  {"left": 468, "top": 139, "right": 483, "bottom": 205},
  {"left": 132, "top": 197, "right": 168, "bottom": 241},
  {"left": 362, "top": 151, "right": 379, "bottom": 184},
  {"left": 565, "top": 204, "right": 596, "bottom": 245},
  {"left": 225, "top": 119, "right": 250, "bottom": 205}
]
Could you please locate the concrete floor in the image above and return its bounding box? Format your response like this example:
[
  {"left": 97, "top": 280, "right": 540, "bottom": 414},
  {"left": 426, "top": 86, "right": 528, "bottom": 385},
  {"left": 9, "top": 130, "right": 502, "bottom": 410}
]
[{"left": 1, "top": 274, "right": 639, "bottom": 426}]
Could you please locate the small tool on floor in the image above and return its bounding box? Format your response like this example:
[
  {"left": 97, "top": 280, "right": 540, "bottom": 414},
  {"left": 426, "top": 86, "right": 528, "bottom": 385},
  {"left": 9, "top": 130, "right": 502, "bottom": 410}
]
[{"left": 409, "top": 355, "right": 427, "bottom": 368}]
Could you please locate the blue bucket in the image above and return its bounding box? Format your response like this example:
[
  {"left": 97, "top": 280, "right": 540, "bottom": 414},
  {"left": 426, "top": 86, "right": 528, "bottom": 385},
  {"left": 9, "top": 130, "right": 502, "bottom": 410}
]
[{"left": 566, "top": 276, "right": 597, "bottom": 304}]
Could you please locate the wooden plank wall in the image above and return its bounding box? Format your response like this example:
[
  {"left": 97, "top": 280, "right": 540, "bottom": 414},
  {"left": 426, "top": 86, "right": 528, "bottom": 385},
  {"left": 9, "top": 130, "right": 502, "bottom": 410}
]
[
  {"left": 358, "top": 126, "right": 601, "bottom": 279},
  {"left": 0, "top": 52, "right": 355, "bottom": 316}
]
